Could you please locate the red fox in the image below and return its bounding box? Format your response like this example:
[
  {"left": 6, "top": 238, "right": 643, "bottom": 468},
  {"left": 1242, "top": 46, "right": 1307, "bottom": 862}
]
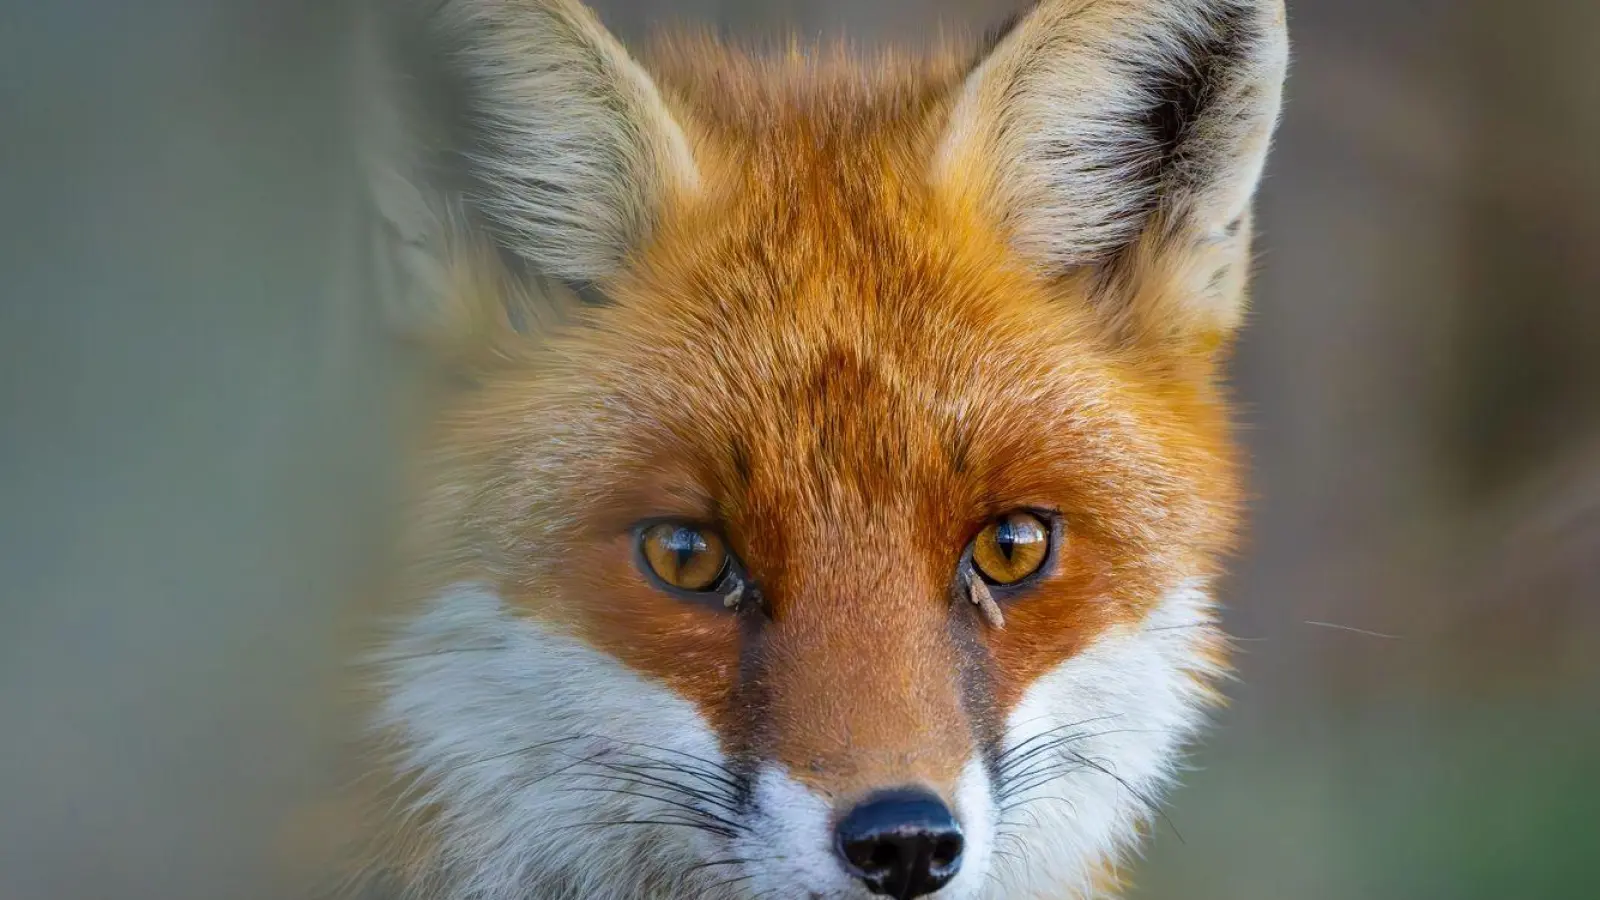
[{"left": 344, "top": 1, "right": 1288, "bottom": 897}]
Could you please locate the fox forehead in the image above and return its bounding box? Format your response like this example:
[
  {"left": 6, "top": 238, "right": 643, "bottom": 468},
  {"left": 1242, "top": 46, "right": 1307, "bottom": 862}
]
[
  {"left": 524, "top": 74, "right": 1193, "bottom": 505},
  {"left": 557, "top": 281, "right": 1215, "bottom": 543}
]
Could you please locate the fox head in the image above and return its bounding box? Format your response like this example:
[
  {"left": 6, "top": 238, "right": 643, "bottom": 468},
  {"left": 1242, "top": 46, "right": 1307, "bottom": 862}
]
[{"left": 353, "top": 1, "right": 1287, "bottom": 898}]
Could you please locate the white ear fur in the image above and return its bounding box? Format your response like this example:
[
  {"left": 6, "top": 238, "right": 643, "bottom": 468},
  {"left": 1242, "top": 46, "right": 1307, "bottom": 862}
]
[
  {"left": 437, "top": 0, "right": 698, "bottom": 283},
  {"left": 936, "top": 0, "right": 1288, "bottom": 282},
  {"left": 366, "top": 0, "right": 698, "bottom": 311}
]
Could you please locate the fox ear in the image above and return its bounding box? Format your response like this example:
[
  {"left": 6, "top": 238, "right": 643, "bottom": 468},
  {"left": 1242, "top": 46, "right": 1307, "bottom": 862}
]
[
  {"left": 935, "top": 0, "right": 1288, "bottom": 347},
  {"left": 433, "top": 0, "right": 698, "bottom": 283},
  {"left": 362, "top": 0, "right": 698, "bottom": 347}
]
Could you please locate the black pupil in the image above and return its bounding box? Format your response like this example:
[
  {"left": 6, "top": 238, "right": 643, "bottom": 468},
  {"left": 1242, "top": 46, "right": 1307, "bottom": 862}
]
[
  {"left": 666, "top": 527, "right": 705, "bottom": 570},
  {"left": 995, "top": 517, "right": 1037, "bottom": 561}
]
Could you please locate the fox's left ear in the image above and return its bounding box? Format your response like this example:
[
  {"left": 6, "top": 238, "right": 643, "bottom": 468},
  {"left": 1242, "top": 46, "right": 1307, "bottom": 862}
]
[{"left": 935, "top": 0, "right": 1289, "bottom": 350}]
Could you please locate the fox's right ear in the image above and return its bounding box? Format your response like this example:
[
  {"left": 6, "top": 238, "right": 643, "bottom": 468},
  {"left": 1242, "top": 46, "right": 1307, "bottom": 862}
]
[{"left": 359, "top": 0, "right": 698, "bottom": 348}]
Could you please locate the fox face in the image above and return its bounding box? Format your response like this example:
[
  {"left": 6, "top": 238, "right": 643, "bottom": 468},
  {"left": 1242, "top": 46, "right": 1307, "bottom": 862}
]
[{"left": 356, "top": 2, "right": 1287, "bottom": 898}]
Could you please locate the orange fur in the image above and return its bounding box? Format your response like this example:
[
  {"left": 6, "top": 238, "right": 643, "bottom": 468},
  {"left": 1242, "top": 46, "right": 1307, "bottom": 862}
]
[{"left": 346, "top": 2, "right": 1286, "bottom": 897}]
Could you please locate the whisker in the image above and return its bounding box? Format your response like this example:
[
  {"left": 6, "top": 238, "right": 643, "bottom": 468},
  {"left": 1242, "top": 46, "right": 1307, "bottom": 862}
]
[
  {"left": 999, "top": 754, "right": 1082, "bottom": 792},
  {"left": 996, "top": 732, "right": 1093, "bottom": 779},
  {"left": 997, "top": 727, "right": 1153, "bottom": 781},
  {"left": 998, "top": 803, "right": 1056, "bottom": 837},
  {"left": 576, "top": 760, "right": 737, "bottom": 801},
  {"left": 998, "top": 794, "right": 1076, "bottom": 824},
  {"left": 1002, "top": 765, "right": 1090, "bottom": 804},
  {"left": 704, "top": 872, "right": 757, "bottom": 895},
  {"left": 580, "top": 818, "right": 737, "bottom": 838},
  {"left": 592, "top": 750, "right": 743, "bottom": 798},
  {"left": 682, "top": 857, "right": 752, "bottom": 875},
  {"left": 989, "top": 846, "right": 1023, "bottom": 867},
  {"left": 556, "top": 785, "right": 744, "bottom": 834},
  {"left": 997, "top": 714, "right": 1123, "bottom": 755},
  {"left": 1065, "top": 750, "right": 1184, "bottom": 844},
  {"left": 1304, "top": 620, "right": 1401, "bottom": 640},
  {"left": 993, "top": 715, "right": 1124, "bottom": 772},
  {"left": 996, "top": 735, "right": 1075, "bottom": 778},
  {"left": 442, "top": 734, "right": 741, "bottom": 802},
  {"left": 587, "top": 737, "right": 743, "bottom": 789},
  {"left": 568, "top": 766, "right": 742, "bottom": 817},
  {"left": 433, "top": 735, "right": 592, "bottom": 775}
]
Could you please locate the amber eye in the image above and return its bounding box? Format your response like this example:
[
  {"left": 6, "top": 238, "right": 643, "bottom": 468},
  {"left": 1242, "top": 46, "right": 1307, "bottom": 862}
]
[
  {"left": 971, "top": 511, "right": 1052, "bottom": 585},
  {"left": 640, "top": 523, "right": 729, "bottom": 592}
]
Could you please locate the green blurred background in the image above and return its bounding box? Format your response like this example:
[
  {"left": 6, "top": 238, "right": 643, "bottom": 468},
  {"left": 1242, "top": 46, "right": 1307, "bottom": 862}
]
[{"left": 3, "top": 1, "right": 1596, "bottom": 898}]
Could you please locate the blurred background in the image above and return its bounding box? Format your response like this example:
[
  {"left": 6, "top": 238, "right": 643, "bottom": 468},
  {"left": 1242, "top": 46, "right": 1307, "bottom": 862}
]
[{"left": 2, "top": 1, "right": 1596, "bottom": 898}]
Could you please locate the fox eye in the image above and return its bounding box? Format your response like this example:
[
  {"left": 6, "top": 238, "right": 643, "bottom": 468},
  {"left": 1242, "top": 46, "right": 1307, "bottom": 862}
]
[
  {"left": 639, "top": 523, "right": 730, "bottom": 592},
  {"left": 971, "top": 511, "right": 1053, "bottom": 586}
]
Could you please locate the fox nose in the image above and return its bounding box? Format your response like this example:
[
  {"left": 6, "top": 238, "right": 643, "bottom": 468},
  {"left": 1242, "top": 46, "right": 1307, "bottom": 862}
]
[{"left": 834, "top": 788, "right": 964, "bottom": 898}]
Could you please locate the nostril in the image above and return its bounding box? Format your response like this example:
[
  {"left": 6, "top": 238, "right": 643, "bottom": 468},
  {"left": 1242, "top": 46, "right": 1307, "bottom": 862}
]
[
  {"left": 931, "top": 835, "right": 962, "bottom": 868},
  {"left": 869, "top": 842, "right": 897, "bottom": 870},
  {"left": 834, "top": 788, "right": 965, "bottom": 898}
]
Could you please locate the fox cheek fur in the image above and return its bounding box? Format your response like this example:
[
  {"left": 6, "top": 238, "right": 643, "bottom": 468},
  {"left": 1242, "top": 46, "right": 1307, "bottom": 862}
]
[{"left": 345, "top": 1, "right": 1288, "bottom": 898}]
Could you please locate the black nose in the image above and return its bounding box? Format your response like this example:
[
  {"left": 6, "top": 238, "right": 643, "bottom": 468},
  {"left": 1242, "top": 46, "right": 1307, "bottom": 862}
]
[{"left": 834, "top": 788, "right": 964, "bottom": 898}]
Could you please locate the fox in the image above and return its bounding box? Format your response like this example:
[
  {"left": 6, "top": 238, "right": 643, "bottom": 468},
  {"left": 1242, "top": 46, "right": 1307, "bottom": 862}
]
[{"left": 337, "top": 0, "right": 1289, "bottom": 898}]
